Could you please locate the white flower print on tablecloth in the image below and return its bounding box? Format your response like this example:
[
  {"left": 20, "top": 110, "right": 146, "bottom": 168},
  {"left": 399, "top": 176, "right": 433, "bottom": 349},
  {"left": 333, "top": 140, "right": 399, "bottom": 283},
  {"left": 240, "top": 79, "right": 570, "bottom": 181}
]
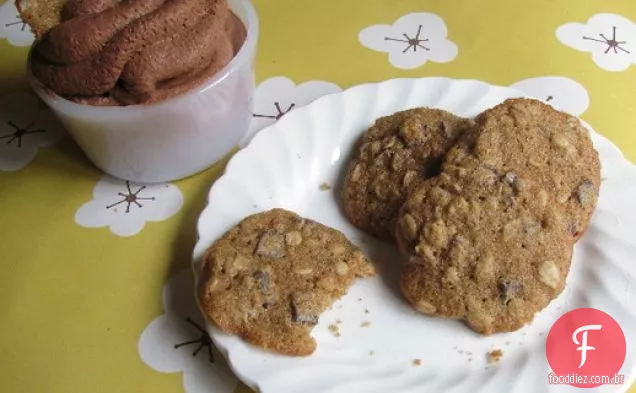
[
  {"left": 242, "top": 76, "right": 342, "bottom": 147},
  {"left": 139, "top": 269, "right": 239, "bottom": 393},
  {"left": 0, "top": 1, "right": 34, "bottom": 47},
  {"left": 0, "top": 92, "right": 64, "bottom": 171},
  {"left": 510, "top": 76, "right": 589, "bottom": 116},
  {"left": 557, "top": 13, "right": 636, "bottom": 72},
  {"left": 75, "top": 175, "right": 184, "bottom": 237},
  {"left": 358, "top": 12, "right": 458, "bottom": 70}
]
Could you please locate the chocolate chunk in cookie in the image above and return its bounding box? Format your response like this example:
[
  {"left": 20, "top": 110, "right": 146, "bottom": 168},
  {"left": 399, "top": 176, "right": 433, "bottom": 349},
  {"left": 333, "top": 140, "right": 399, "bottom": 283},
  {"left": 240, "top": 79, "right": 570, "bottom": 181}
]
[
  {"left": 444, "top": 98, "right": 601, "bottom": 240},
  {"left": 396, "top": 165, "right": 573, "bottom": 335},
  {"left": 341, "top": 108, "right": 475, "bottom": 240},
  {"left": 198, "top": 208, "right": 375, "bottom": 356}
]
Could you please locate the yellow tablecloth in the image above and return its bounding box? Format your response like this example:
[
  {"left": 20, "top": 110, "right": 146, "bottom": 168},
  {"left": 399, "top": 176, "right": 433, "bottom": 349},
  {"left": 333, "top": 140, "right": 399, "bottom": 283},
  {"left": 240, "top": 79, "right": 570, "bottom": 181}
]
[{"left": 1, "top": 1, "right": 634, "bottom": 392}]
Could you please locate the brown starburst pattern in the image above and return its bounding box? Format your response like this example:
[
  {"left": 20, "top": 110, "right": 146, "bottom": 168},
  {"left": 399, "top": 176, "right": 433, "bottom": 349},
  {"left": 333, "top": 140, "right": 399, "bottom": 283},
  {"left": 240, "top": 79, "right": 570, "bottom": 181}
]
[
  {"left": 173, "top": 317, "right": 215, "bottom": 363},
  {"left": 0, "top": 121, "right": 45, "bottom": 148},
  {"left": 253, "top": 102, "right": 296, "bottom": 120},
  {"left": 385, "top": 24, "right": 430, "bottom": 53},
  {"left": 106, "top": 181, "right": 156, "bottom": 213},
  {"left": 4, "top": 16, "right": 27, "bottom": 31},
  {"left": 582, "top": 26, "right": 630, "bottom": 54}
]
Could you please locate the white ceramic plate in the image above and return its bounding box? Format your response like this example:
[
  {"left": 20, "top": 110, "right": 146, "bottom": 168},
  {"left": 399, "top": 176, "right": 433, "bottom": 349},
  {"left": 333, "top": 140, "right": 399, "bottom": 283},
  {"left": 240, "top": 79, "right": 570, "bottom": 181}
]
[{"left": 193, "top": 78, "right": 636, "bottom": 393}]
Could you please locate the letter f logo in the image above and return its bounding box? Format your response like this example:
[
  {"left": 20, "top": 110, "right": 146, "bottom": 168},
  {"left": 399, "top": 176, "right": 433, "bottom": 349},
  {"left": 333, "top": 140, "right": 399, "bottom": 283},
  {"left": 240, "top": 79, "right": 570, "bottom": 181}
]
[{"left": 572, "top": 324, "right": 602, "bottom": 368}]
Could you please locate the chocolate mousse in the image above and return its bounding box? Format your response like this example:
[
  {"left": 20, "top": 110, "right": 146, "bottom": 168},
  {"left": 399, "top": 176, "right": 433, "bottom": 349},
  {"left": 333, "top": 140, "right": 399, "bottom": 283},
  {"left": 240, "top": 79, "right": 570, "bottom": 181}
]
[{"left": 25, "top": 0, "right": 246, "bottom": 106}]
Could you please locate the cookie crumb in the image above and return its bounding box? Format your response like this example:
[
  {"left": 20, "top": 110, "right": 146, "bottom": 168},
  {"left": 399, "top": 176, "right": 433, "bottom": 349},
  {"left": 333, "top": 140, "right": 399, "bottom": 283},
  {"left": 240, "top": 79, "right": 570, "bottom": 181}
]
[
  {"left": 487, "top": 349, "right": 504, "bottom": 363},
  {"left": 412, "top": 359, "right": 422, "bottom": 366},
  {"left": 361, "top": 321, "right": 371, "bottom": 328},
  {"left": 319, "top": 182, "right": 331, "bottom": 191},
  {"left": 328, "top": 324, "right": 340, "bottom": 337}
]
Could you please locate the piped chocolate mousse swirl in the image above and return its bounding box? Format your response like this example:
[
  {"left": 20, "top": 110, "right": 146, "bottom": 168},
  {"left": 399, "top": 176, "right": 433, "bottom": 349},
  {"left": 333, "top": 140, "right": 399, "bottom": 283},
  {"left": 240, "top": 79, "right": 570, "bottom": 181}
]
[{"left": 30, "top": 0, "right": 247, "bottom": 106}]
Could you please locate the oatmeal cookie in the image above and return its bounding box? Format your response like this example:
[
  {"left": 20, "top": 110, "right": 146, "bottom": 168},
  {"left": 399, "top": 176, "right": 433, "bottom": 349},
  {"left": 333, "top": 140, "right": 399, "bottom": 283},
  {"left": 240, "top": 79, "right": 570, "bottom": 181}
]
[
  {"left": 395, "top": 165, "right": 573, "bottom": 335},
  {"left": 444, "top": 98, "right": 601, "bottom": 240},
  {"left": 341, "top": 108, "right": 474, "bottom": 240},
  {"left": 16, "top": 0, "right": 66, "bottom": 38},
  {"left": 198, "top": 208, "right": 375, "bottom": 356}
]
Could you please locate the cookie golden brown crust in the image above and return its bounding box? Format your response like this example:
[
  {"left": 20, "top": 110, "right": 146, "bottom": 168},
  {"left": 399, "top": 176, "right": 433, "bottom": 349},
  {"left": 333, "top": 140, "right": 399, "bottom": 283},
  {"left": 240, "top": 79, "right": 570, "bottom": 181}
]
[
  {"left": 341, "top": 108, "right": 475, "bottom": 240},
  {"left": 16, "top": 0, "right": 67, "bottom": 38},
  {"left": 444, "top": 98, "right": 601, "bottom": 241},
  {"left": 396, "top": 167, "right": 573, "bottom": 335},
  {"left": 198, "top": 208, "right": 375, "bottom": 356}
]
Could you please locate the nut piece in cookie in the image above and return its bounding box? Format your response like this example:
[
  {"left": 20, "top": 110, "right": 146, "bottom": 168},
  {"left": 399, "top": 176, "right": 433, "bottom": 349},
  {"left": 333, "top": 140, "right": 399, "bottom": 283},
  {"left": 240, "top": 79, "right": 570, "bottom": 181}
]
[
  {"left": 396, "top": 167, "right": 573, "bottom": 335},
  {"left": 341, "top": 107, "right": 475, "bottom": 240},
  {"left": 198, "top": 208, "right": 375, "bottom": 356},
  {"left": 444, "top": 98, "right": 601, "bottom": 241}
]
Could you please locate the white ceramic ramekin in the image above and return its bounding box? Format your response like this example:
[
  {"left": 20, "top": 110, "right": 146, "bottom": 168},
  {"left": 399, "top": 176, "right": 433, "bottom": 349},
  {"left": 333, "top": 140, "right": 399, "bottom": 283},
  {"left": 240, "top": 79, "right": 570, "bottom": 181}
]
[{"left": 28, "top": 0, "right": 258, "bottom": 183}]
